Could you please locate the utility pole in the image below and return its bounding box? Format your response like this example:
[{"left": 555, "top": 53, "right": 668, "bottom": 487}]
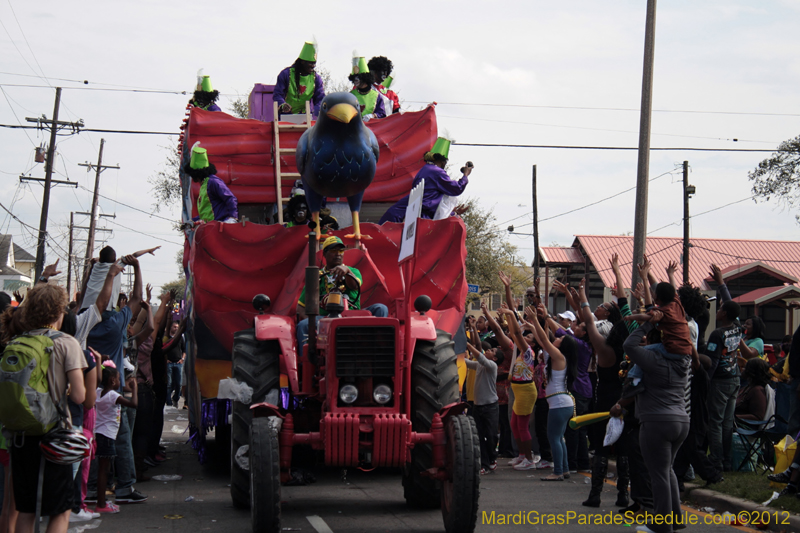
[
  {"left": 682, "top": 161, "right": 695, "bottom": 285},
  {"left": 26, "top": 88, "right": 84, "bottom": 279},
  {"left": 33, "top": 88, "right": 61, "bottom": 280},
  {"left": 67, "top": 212, "right": 74, "bottom": 297},
  {"left": 78, "top": 139, "right": 120, "bottom": 266},
  {"left": 532, "top": 164, "right": 540, "bottom": 273},
  {"left": 630, "top": 0, "right": 658, "bottom": 288}
]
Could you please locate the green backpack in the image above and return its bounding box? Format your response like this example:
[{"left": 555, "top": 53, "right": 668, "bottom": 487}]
[{"left": 0, "top": 330, "right": 65, "bottom": 436}]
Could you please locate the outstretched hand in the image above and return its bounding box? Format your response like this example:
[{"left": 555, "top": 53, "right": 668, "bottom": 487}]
[
  {"left": 609, "top": 253, "right": 620, "bottom": 272},
  {"left": 666, "top": 260, "right": 679, "bottom": 277},
  {"left": 498, "top": 270, "right": 511, "bottom": 287},
  {"left": 710, "top": 263, "right": 724, "bottom": 285},
  {"left": 42, "top": 259, "right": 62, "bottom": 279},
  {"left": 552, "top": 280, "right": 568, "bottom": 294}
]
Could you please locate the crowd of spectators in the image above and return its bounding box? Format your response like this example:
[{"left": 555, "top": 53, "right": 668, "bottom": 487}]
[
  {"left": 462, "top": 257, "right": 800, "bottom": 533},
  {"left": 0, "top": 245, "right": 186, "bottom": 532}
]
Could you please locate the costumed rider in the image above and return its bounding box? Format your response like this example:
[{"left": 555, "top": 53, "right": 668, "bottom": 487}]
[
  {"left": 184, "top": 143, "right": 239, "bottom": 223},
  {"left": 274, "top": 41, "right": 326, "bottom": 118},
  {"left": 285, "top": 190, "right": 310, "bottom": 228},
  {"left": 368, "top": 56, "right": 400, "bottom": 115},
  {"left": 379, "top": 137, "right": 472, "bottom": 224},
  {"left": 296, "top": 236, "right": 388, "bottom": 346},
  {"left": 349, "top": 57, "right": 386, "bottom": 121},
  {"left": 190, "top": 71, "right": 221, "bottom": 111}
]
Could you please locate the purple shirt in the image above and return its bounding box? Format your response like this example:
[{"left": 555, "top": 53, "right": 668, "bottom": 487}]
[
  {"left": 273, "top": 67, "right": 325, "bottom": 118},
  {"left": 379, "top": 164, "right": 470, "bottom": 224},
  {"left": 556, "top": 327, "right": 593, "bottom": 399}
]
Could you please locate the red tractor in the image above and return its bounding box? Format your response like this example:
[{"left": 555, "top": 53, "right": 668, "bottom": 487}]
[{"left": 228, "top": 219, "right": 480, "bottom": 533}]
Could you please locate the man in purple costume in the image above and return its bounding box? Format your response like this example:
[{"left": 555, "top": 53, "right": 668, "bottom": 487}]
[
  {"left": 379, "top": 137, "right": 473, "bottom": 224},
  {"left": 274, "top": 41, "right": 326, "bottom": 118}
]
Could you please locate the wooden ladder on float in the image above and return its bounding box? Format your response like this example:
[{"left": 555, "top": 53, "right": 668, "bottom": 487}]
[{"left": 273, "top": 100, "right": 313, "bottom": 225}]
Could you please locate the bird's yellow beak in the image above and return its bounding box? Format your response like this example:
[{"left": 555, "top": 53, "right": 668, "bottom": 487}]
[{"left": 326, "top": 103, "right": 358, "bottom": 124}]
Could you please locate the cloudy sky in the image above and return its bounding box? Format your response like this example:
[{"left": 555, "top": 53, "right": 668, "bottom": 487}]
[{"left": 1, "top": 0, "right": 799, "bottom": 293}]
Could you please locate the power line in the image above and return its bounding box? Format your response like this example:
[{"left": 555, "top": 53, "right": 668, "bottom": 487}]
[
  {"left": 5, "top": 0, "right": 49, "bottom": 85},
  {"left": 440, "top": 114, "right": 776, "bottom": 144},
  {"left": 0, "top": 87, "right": 35, "bottom": 146},
  {"left": 0, "top": 123, "right": 176, "bottom": 136},
  {"left": 502, "top": 167, "right": 681, "bottom": 236},
  {"left": 104, "top": 218, "right": 182, "bottom": 246},
  {"left": 453, "top": 142, "right": 776, "bottom": 153},
  {"left": 647, "top": 195, "right": 756, "bottom": 235},
  {"left": 76, "top": 184, "right": 175, "bottom": 222},
  {"left": 410, "top": 100, "right": 800, "bottom": 118},
  {"left": 0, "top": 83, "right": 186, "bottom": 95}
]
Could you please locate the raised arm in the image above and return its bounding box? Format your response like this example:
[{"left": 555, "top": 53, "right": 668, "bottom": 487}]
[
  {"left": 529, "top": 303, "right": 564, "bottom": 366},
  {"left": 710, "top": 264, "right": 731, "bottom": 303},
  {"left": 481, "top": 302, "right": 513, "bottom": 353},
  {"left": 610, "top": 253, "right": 627, "bottom": 300},
  {"left": 77, "top": 258, "right": 97, "bottom": 309},
  {"left": 95, "top": 263, "right": 124, "bottom": 315},
  {"left": 498, "top": 271, "right": 518, "bottom": 317},
  {"left": 151, "top": 291, "right": 174, "bottom": 343},
  {"left": 37, "top": 260, "right": 62, "bottom": 286},
  {"left": 133, "top": 302, "right": 154, "bottom": 344},
  {"left": 638, "top": 256, "right": 653, "bottom": 307},
  {"left": 132, "top": 246, "right": 161, "bottom": 258},
  {"left": 666, "top": 260, "right": 679, "bottom": 289},
  {"left": 577, "top": 278, "right": 616, "bottom": 367},
  {"left": 121, "top": 255, "right": 143, "bottom": 311},
  {"left": 498, "top": 308, "right": 528, "bottom": 354}
]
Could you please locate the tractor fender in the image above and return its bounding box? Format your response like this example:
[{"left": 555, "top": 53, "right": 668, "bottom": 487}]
[
  {"left": 438, "top": 402, "right": 470, "bottom": 422},
  {"left": 409, "top": 313, "right": 437, "bottom": 342},
  {"left": 254, "top": 315, "right": 298, "bottom": 394}
]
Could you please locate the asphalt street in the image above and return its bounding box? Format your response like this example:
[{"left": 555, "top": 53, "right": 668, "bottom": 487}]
[{"left": 65, "top": 406, "right": 768, "bottom": 533}]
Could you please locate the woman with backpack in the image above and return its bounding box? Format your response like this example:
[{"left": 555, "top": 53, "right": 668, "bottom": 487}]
[{"left": 1, "top": 284, "right": 87, "bottom": 533}]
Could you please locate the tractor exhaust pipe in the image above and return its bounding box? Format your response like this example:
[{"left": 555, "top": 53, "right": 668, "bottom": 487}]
[{"left": 305, "top": 229, "right": 319, "bottom": 366}]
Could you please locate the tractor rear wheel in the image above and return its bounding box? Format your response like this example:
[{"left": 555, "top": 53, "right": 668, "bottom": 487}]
[
  {"left": 250, "top": 417, "right": 281, "bottom": 533},
  {"left": 230, "top": 329, "right": 280, "bottom": 509},
  {"left": 441, "top": 414, "right": 480, "bottom": 533},
  {"left": 404, "top": 330, "right": 460, "bottom": 509}
]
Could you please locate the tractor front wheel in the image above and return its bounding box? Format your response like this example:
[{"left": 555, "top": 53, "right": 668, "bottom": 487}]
[
  {"left": 441, "top": 414, "right": 480, "bottom": 533},
  {"left": 250, "top": 417, "right": 281, "bottom": 533},
  {"left": 230, "top": 329, "right": 281, "bottom": 509}
]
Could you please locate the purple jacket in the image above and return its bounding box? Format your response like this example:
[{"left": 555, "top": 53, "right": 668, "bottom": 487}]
[
  {"left": 555, "top": 327, "right": 593, "bottom": 399},
  {"left": 379, "top": 164, "right": 469, "bottom": 224},
  {"left": 193, "top": 175, "right": 238, "bottom": 222},
  {"left": 273, "top": 67, "right": 325, "bottom": 118}
]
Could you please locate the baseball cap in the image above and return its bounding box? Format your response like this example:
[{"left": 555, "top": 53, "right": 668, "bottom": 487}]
[
  {"left": 557, "top": 310, "right": 576, "bottom": 322},
  {"left": 322, "top": 236, "right": 345, "bottom": 252}
]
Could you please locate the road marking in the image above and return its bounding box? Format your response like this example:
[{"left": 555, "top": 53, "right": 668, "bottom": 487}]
[{"left": 307, "top": 515, "right": 334, "bottom": 533}]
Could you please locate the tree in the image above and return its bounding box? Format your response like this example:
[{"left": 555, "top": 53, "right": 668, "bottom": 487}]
[
  {"left": 461, "top": 198, "right": 526, "bottom": 301},
  {"left": 148, "top": 145, "right": 183, "bottom": 211},
  {"left": 749, "top": 134, "right": 800, "bottom": 223}
]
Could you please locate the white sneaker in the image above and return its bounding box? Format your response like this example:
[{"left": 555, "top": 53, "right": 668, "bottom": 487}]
[
  {"left": 532, "top": 455, "right": 541, "bottom": 464},
  {"left": 508, "top": 456, "right": 525, "bottom": 466},
  {"left": 513, "top": 458, "right": 536, "bottom": 470},
  {"left": 69, "top": 509, "right": 94, "bottom": 522}
]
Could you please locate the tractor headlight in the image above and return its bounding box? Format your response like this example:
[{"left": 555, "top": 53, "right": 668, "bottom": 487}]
[
  {"left": 339, "top": 384, "right": 358, "bottom": 404},
  {"left": 373, "top": 384, "right": 392, "bottom": 404}
]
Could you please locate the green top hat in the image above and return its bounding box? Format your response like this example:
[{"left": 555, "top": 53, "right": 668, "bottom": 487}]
[
  {"left": 352, "top": 57, "right": 369, "bottom": 75},
  {"left": 299, "top": 41, "right": 317, "bottom": 62},
  {"left": 381, "top": 76, "right": 393, "bottom": 89},
  {"left": 189, "top": 143, "right": 210, "bottom": 170},
  {"left": 430, "top": 137, "right": 451, "bottom": 159},
  {"left": 200, "top": 75, "right": 213, "bottom": 92}
]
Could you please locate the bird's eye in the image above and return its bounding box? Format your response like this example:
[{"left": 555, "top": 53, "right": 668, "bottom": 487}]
[{"left": 323, "top": 103, "right": 327, "bottom": 110}]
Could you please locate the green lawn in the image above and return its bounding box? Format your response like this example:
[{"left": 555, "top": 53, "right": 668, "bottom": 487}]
[{"left": 700, "top": 471, "right": 800, "bottom": 514}]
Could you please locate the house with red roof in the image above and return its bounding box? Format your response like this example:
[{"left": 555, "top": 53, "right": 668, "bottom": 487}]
[{"left": 537, "top": 235, "right": 800, "bottom": 344}]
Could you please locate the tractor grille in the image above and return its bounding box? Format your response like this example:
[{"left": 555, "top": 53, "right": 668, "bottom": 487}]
[{"left": 335, "top": 326, "right": 395, "bottom": 378}]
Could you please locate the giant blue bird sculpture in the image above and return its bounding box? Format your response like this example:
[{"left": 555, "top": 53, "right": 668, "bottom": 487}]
[{"left": 296, "top": 92, "right": 380, "bottom": 241}]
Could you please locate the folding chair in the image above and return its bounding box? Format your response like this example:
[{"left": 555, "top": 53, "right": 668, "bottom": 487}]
[{"left": 734, "top": 413, "right": 787, "bottom": 474}]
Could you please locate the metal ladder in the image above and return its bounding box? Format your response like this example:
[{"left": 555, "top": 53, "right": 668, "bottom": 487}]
[{"left": 272, "top": 100, "right": 312, "bottom": 225}]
